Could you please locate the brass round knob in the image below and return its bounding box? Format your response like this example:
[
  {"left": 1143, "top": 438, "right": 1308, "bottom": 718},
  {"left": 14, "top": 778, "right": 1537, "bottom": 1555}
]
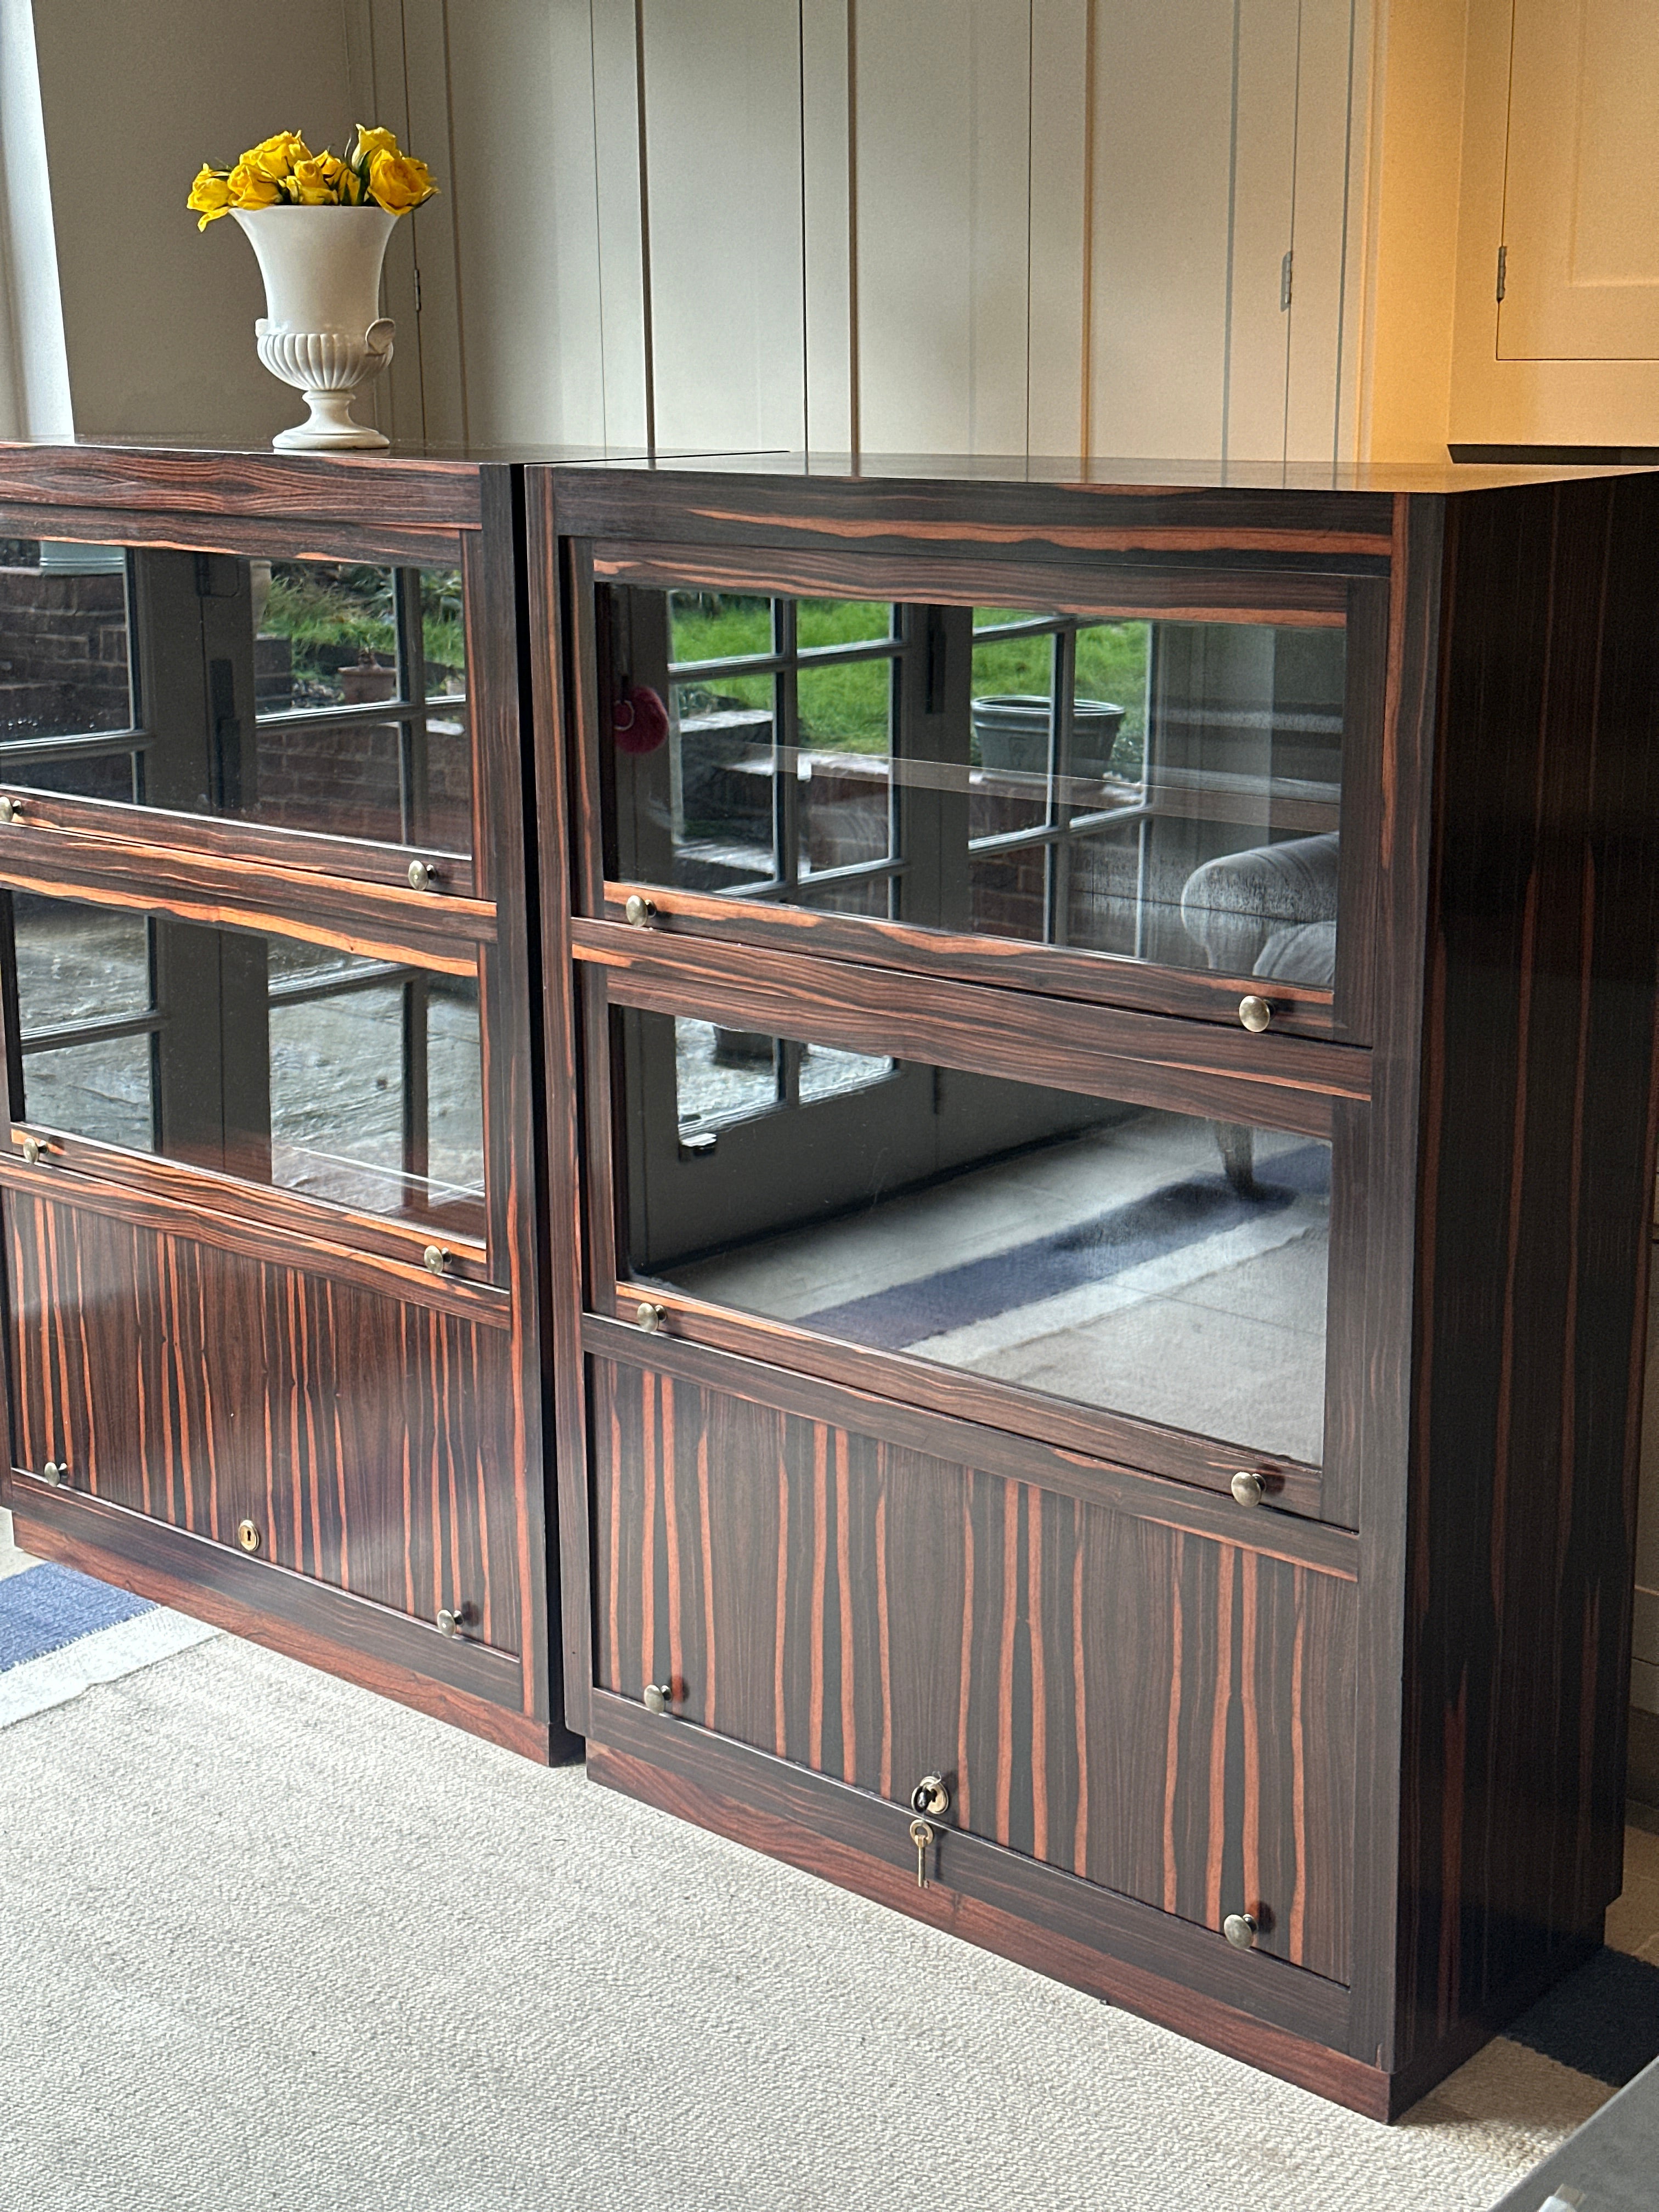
[
  {"left": 41, "top": 1460, "right": 63, "bottom": 1487},
  {"left": 423, "top": 1245, "right": 449, "bottom": 1276},
  {"left": 0, "top": 796, "right": 20, "bottom": 824},
  {"left": 1238, "top": 995, "right": 1273, "bottom": 1034},
  {"left": 19, "top": 1136, "right": 42, "bottom": 1166},
  {"left": 236, "top": 1519, "right": 262, "bottom": 1554},
  {"left": 909, "top": 1773, "right": 951, "bottom": 1817},
  {"left": 1223, "top": 1911, "right": 1260, "bottom": 1950},
  {"left": 437, "top": 1606, "right": 467, "bottom": 1639},
  {"left": 1230, "top": 1470, "right": 1266, "bottom": 1508},
  {"left": 408, "top": 859, "right": 442, "bottom": 891},
  {"left": 643, "top": 1682, "right": 672, "bottom": 1716},
  {"left": 635, "top": 1301, "right": 665, "bottom": 1334},
  {"left": 623, "top": 893, "right": 657, "bottom": 928}
]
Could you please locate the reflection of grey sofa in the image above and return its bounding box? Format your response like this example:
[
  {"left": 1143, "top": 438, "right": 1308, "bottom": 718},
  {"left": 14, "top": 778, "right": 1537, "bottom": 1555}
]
[
  {"left": 1179, "top": 831, "right": 1340, "bottom": 988},
  {"left": 1180, "top": 833, "right": 1340, "bottom": 1193}
]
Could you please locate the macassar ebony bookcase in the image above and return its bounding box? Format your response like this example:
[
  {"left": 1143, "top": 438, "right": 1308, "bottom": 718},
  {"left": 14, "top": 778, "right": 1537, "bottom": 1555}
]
[
  {"left": 0, "top": 441, "right": 572, "bottom": 1762},
  {"left": 528, "top": 453, "right": 1659, "bottom": 2118}
]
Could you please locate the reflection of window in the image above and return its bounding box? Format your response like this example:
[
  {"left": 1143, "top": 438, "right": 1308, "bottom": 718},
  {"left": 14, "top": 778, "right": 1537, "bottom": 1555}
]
[
  {"left": 9, "top": 893, "right": 484, "bottom": 1234},
  {"left": 0, "top": 547, "right": 470, "bottom": 851},
  {"left": 674, "top": 1016, "right": 894, "bottom": 1141}
]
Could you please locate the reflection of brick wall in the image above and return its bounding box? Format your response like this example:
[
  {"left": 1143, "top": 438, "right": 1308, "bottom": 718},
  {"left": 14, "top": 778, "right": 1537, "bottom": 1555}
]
[
  {"left": 0, "top": 568, "right": 129, "bottom": 736},
  {"left": 252, "top": 713, "right": 471, "bottom": 850}
]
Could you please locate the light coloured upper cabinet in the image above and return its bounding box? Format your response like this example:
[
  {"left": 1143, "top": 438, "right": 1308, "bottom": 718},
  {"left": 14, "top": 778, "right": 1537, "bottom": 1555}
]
[{"left": 1498, "top": 0, "right": 1659, "bottom": 362}]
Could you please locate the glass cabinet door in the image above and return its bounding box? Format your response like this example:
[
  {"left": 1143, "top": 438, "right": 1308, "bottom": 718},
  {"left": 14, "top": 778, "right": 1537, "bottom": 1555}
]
[
  {"left": 7, "top": 889, "right": 485, "bottom": 1239},
  {"left": 613, "top": 1008, "right": 1331, "bottom": 1469},
  {"left": 0, "top": 540, "right": 472, "bottom": 853},
  {"left": 599, "top": 585, "right": 1347, "bottom": 999}
]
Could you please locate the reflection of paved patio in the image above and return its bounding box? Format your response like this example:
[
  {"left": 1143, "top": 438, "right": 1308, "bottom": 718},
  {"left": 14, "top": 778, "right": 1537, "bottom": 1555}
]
[{"left": 13, "top": 905, "right": 483, "bottom": 1218}]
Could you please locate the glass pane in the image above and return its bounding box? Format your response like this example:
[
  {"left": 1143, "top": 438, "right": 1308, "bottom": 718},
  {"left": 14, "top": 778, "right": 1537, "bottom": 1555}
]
[
  {"left": 23, "top": 1035, "right": 153, "bottom": 1153},
  {"left": 669, "top": 674, "right": 777, "bottom": 889},
  {"left": 12, "top": 896, "right": 151, "bottom": 1029},
  {"left": 798, "top": 600, "right": 891, "bottom": 650},
  {"left": 797, "top": 1039, "right": 895, "bottom": 1107},
  {"left": 0, "top": 543, "right": 132, "bottom": 741},
  {"left": 0, "top": 550, "right": 473, "bottom": 855},
  {"left": 798, "top": 659, "right": 891, "bottom": 875},
  {"left": 628, "top": 1025, "right": 1330, "bottom": 1465},
  {"left": 669, "top": 592, "right": 772, "bottom": 665},
  {"left": 604, "top": 588, "right": 1348, "bottom": 994},
  {"left": 12, "top": 891, "right": 484, "bottom": 1235},
  {"left": 676, "top": 1018, "right": 778, "bottom": 1134}
]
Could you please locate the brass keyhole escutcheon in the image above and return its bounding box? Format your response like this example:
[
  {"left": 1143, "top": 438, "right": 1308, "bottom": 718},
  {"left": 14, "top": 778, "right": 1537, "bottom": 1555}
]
[
  {"left": 1238, "top": 995, "right": 1273, "bottom": 1034},
  {"left": 1223, "top": 1911, "right": 1260, "bottom": 1951},
  {"left": 237, "top": 1520, "right": 263, "bottom": 1554},
  {"left": 909, "top": 1773, "right": 951, "bottom": 1818}
]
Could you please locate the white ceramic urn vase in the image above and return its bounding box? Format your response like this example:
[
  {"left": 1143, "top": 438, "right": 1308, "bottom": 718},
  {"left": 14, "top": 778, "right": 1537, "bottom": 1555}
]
[{"left": 233, "top": 205, "right": 397, "bottom": 450}]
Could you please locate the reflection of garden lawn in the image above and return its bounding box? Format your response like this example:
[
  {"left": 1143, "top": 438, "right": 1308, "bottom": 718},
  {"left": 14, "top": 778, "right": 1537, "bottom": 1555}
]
[{"left": 667, "top": 594, "right": 1150, "bottom": 758}]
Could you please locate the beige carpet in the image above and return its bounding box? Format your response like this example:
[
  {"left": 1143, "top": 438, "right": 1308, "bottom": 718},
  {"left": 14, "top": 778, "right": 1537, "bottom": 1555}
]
[{"left": 0, "top": 1518, "right": 1635, "bottom": 2212}]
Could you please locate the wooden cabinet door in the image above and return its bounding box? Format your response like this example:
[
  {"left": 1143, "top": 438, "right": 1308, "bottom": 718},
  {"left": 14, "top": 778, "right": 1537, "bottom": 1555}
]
[
  {"left": 1499, "top": 0, "right": 1659, "bottom": 360},
  {"left": 5, "top": 1191, "right": 524, "bottom": 1657},
  {"left": 590, "top": 1350, "right": 1356, "bottom": 1984}
]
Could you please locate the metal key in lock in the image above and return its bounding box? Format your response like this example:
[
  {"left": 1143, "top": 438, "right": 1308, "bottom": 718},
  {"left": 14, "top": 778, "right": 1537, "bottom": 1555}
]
[{"left": 909, "top": 1816, "right": 936, "bottom": 1889}]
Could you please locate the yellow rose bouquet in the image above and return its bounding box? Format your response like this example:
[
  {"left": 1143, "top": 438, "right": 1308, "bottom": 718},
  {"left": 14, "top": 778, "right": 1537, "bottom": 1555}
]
[{"left": 187, "top": 126, "right": 438, "bottom": 230}]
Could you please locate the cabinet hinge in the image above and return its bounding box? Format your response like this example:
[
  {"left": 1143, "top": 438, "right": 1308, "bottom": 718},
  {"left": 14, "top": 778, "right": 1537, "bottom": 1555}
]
[
  {"left": 1279, "top": 250, "right": 1294, "bottom": 314},
  {"left": 1496, "top": 244, "right": 1507, "bottom": 304}
]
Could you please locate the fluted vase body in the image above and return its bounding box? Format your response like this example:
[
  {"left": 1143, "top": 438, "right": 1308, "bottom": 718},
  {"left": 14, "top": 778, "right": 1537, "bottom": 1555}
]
[{"left": 233, "top": 206, "right": 396, "bottom": 450}]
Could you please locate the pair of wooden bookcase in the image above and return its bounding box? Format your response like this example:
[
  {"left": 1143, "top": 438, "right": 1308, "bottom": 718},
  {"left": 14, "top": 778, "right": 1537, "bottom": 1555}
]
[{"left": 2, "top": 441, "right": 1655, "bottom": 2119}]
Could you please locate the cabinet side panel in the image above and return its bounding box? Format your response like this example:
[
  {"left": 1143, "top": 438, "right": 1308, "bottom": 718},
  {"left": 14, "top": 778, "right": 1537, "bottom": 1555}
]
[{"left": 1396, "top": 473, "right": 1659, "bottom": 2074}]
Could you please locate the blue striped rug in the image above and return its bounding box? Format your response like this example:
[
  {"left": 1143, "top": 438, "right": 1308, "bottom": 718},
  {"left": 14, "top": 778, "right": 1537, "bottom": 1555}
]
[{"left": 0, "top": 1522, "right": 217, "bottom": 1726}]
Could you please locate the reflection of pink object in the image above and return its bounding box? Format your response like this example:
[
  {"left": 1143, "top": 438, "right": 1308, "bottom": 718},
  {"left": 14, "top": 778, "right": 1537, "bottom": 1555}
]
[{"left": 613, "top": 684, "right": 669, "bottom": 755}]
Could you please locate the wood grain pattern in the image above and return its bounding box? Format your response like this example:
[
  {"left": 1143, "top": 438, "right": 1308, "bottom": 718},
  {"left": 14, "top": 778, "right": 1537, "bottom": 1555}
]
[
  {"left": 6, "top": 1190, "right": 523, "bottom": 1654},
  {"left": 590, "top": 1355, "right": 1355, "bottom": 1982},
  {"left": 591, "top": 539, "right": 1357, "bottom": 622},
  {"left": 0, "top": 443, "right": 484, "bottom": 531},
  {"left": 577, "top": 918, "right": 1364, "bottom": 1131},
  {"left": 548, "top": 467, "right": 1397, "bottom": 558},
  {"left": 1387, "top": 472, "right": 1659, "bottom": 2076}
]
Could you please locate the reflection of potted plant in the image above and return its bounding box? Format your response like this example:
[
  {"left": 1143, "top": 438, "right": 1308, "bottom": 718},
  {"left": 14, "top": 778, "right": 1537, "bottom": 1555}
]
[
  {"left": 187, "top": 128, "right": 438, "bottom": 450},
  {"left": 972, "top": 694, "right": 1127, "bottom": 777}
]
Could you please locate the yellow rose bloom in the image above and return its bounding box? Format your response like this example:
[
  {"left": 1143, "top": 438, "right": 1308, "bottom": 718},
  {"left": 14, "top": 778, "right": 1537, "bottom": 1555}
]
[
  {"left": 241, "top": 129, "right": 311, "bottom": 182},
  {"left": 187, "top": 164, "right": 233, "bottom": 230},
  {"left": 352, "top": 124, "right": 402, "bottom": 167},
  {"left": 225, "top": 160, "right": 285, "bottom": 213},
  {"left": 290, "top": 153, "right": 343, "bottom": 205},
  {"left": 366, "top": 150, "right": 438, "bottom": 215}
]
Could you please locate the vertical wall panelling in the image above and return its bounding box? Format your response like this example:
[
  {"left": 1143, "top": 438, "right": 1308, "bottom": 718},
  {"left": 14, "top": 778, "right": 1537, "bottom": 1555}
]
[
  {"left": 589, "top": 0, "right": 653, "bottom": 449},
  {"left": 1087, "top": 0, "right": 1235, "bottom": 458},
  {"left": 1026, "top": 0, "right": 1091, "bottom": 456},
  {"left": 854, "top": 0, "right": 1032, "bottom": 455},
  {"left": 1286, "top": 0, "right": 1363, "bottom": 464},
  {"left": 1224, "top": 0, "right": 1300, "bottom": 465},
  {"left": 399, "top": 0, "right": 470, "bottom": 447},
  {"left": 800, "top": 0, "right": 856, "bottom": 451},
  {"left": 358, "top": 0, "right": 428, "bottom": 445},
  {"left": 639, "top": 0, "right": 808, "bottom": 451}
]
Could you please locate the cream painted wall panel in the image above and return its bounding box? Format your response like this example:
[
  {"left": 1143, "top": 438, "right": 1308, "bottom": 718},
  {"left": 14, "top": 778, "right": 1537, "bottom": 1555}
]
[
  {"left": 350, "top": 0, "right": 424, "bottom": 445},
  {"left": 590, "top": 0, "right": 652, "bottom": 449},
  {"left": 1026, "top": 0, "right": 1090, "bottom": 457},
  {"left": 438, "top": 1, "right": 609, "bottom": 446},
  {"left": 29, "top": 0, "right": 361, "bottom": 444},
  {"left": 399, "top": 0, "right": 469, "bottom": 447},
  {"left": 1088, "top": 0, "right": 1234, "bottom": 458},
  {"left": 640, "top": 0, "right": 805, "bottom": 450},
  {"left": 855, "top": 0, "right": 1030, "bottom": 455},
  {"left": 801, "top": 0, "right": 854, "bottom": 450},
  {"left": 1499, "top": 0, "right": 1659, "bottom": 362},
  {"left": 1226, "top": 0, "right": 1300, "bottom": 464},
  {"left": 1286, "top": 0, "right": 1362, "bottom": 462}
]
